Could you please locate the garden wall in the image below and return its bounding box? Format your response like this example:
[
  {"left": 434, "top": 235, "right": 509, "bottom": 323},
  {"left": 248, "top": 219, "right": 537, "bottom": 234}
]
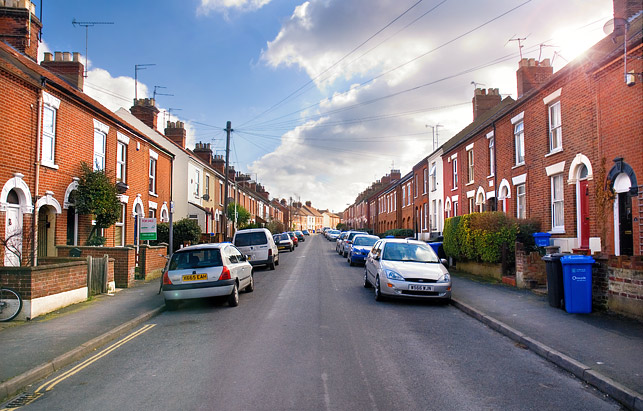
[{"left": 57, "top": 245, "right": 135, "bottom": 288}]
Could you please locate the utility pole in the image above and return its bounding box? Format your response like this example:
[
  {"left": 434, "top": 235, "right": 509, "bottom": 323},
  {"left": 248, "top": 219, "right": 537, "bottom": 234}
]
[{"left": 222, "top": 121, "right": 232, "bottom": 241}]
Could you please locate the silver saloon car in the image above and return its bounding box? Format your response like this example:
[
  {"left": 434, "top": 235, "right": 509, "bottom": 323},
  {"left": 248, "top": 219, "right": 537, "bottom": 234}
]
[
  {"left": 162, "top": 243, "right": 254, "bottom": 310},
  {"left": 364, "top": 239, "right": 451, "bottom": 302}
]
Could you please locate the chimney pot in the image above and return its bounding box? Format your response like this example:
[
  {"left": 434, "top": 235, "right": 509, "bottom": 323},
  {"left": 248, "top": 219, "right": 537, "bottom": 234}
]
[
  {"left": 62, "top": 51, "right": 71, "bottom": 61},
  {"left": 43, "top": 52, "right": 53, "bottom": 62},
  {"left": 54, "top": 51, "right": 62, "bottom": 61}
]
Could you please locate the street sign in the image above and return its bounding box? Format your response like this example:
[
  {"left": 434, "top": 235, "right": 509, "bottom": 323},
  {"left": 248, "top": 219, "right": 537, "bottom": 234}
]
[{"left": 140, "top": 218, "right": 157, "bottom": 241}]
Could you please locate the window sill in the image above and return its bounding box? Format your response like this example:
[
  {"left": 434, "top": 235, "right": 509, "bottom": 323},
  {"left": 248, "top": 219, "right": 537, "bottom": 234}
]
[
  {"left": 149, "top": 192, "right": 159, "bottom": 198},
  {"left": 465, "top": 182, "right": 474, "bottom": 186},
  {"left": 41, "top": 162, "right": 59, "bottom": 170},
  {"left": 545, "top": 148, "right": 563, "bottom": 158},
  {"left": 451, "top": 188, "right": 458, "bottom": 192},
  {"left": 549, "top": 228, "right": 565, "bottom": 234},
  {"left": 512, "top": 163, "right": 525, "bottom": 170},
  {"left": 487, "top": 174, "right": 494, "bottom": 179}
]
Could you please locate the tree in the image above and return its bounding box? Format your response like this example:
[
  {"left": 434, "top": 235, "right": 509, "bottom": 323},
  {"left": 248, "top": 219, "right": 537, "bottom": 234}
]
[
  {"left": 155, "top": 218, "right": 201, "bottom": 252},
  {"left": 266, "top": 219, "right": 285, "bottom": 234},
  {"left": 227, "top": 202, "right": 250, "bottom": 228},
  {"left": 74, "top": 162, "right": 120, "bottom": 245}
]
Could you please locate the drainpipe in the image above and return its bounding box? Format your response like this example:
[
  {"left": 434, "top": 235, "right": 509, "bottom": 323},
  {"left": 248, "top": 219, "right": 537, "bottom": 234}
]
[
  {"left": 32, "top": 81, "right": 45, "bottom": 266},
  {"left": 492, "top": 121, "right": 498, "bottom": 211}
]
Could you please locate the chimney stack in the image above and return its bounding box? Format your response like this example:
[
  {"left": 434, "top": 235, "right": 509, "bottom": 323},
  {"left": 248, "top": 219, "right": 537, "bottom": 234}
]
[
  {"left": 516, "top": 58, "right": 553, "bottom": 98},
  {"left": 193, "top": 142, "right": 213, "bottom": 165},
  {"left": 211, "top": 155, "right": 225, "bottom": 174},
  {"left": 164, "top": 120, "right": 186, "bottom": 148},
  {"left": 613, "top": 0, "right": 640, "bottom": 21},
  {"left": 40, "top": 52, "right": 84, "bottom": 90},
  {"left": 472, "top": 88, "right": 501, "bottom": 120},
  {"left": 305, "top": 201, "right": 312, "bottom": 207},
  {"left": 130, "top": 98, "right": 160, "bottom": 131},
  {"left": 0, "top": 0, "right": 41, "bottom": 61}
]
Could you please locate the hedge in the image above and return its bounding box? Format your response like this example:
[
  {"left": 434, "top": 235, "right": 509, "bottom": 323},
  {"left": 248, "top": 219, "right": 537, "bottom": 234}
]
[{"left": 442, "top": 212, "right": 540, "bottom": 264}]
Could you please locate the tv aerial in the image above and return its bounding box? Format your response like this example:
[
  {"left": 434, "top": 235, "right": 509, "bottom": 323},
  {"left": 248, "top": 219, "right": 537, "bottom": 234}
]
[{"left": 72, "top": 19, "right": 114, "bottom": 77}]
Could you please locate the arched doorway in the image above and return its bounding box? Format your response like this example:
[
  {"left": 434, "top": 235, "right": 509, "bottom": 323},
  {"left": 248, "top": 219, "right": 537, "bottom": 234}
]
[
  {"left": 608, "top": 158, "right": 637, "bottom": 256},
  {"left": 37, "top": 206, "right": 56, "bottom": 258},
  {"left": 4, "top": 189, "right": 22, "bottom": 266},
  {"left": 577, "top": 164, "right": 590, "bottom": 249}
]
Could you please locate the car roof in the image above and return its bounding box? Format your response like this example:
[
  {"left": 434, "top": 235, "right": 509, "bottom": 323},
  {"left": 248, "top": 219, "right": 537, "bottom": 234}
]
[
  {"left": 378, "top": 238, "right": 426, "bottom": 245},
  {"left": 174, "top": 243, "right": 228, "bottom": 252},
  {"left": 353, "top": 234, "right": 379, "bottom": 239},
  {"left": 234, "top": 228, "right": 270, "bottom": 234}
]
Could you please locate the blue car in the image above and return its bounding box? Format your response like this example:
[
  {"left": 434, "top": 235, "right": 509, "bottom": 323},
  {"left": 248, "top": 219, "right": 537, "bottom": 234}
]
[{"left": 347, "top": 235, "right": 380, "bottom": 266}]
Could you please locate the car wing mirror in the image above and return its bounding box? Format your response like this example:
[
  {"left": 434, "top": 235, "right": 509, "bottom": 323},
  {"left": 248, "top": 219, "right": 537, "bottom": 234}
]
[{"left": 440, "top": 258, "right": 449, "bottom": 268}]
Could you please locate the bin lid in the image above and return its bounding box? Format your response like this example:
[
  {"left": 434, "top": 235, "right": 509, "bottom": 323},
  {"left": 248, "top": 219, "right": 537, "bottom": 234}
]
[
  {"left": 542, "top": 253, "right": 567, "bottom": 261},
  {"left": 560, "top": 255, "right": 595, "bottom": 264},
  {"left": 533, "top": 232, "right": 552, "bottom": 238}
]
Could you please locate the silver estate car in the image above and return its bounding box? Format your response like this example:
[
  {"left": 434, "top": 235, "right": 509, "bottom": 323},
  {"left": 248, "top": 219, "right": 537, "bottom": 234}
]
[
  {"left": 162, "top": 243, "right": 254, "bottom": 310},
  {"left": 364, "top": 239, "right": 451, "bottom": 302}
]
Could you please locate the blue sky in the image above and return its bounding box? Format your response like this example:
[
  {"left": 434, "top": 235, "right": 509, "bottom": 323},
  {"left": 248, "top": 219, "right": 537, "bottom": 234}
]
[{"left": 39, "top": 0, "right": 612, "bottom": 211}]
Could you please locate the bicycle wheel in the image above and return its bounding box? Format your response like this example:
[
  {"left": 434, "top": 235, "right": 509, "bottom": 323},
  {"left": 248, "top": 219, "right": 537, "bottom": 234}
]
[{"left": 0, "top": 287, "right": 23, "bottom": 322}]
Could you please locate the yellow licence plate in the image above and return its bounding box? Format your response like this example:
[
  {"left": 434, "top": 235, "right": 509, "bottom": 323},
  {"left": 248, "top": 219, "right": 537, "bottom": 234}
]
[{"left": 182, "top": 273, "right": 208, "bottom": 282}]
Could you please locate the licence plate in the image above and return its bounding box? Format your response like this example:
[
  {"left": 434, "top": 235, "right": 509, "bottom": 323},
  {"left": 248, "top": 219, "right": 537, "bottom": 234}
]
[
  {"left": 409, "top": 284, "right": 433, "bottom": 291},
  {"left": 182, "top": 273, "right": 207, "bottom": 282}
]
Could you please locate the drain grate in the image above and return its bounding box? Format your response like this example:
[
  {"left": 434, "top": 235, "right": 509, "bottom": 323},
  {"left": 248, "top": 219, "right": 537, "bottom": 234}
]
[{"left": 5, "top": 392, "right": 42, "bottom": 408}]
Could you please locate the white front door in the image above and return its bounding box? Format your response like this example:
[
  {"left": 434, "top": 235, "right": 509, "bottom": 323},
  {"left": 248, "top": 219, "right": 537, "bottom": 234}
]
[{"left": 4, "top": 206, "right": 22, "bottom": 266}]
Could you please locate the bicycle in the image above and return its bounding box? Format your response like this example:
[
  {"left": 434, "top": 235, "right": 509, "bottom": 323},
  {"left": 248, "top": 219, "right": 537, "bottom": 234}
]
[{"left": 0, "top": 284, "right": 23, "bottom": 322}]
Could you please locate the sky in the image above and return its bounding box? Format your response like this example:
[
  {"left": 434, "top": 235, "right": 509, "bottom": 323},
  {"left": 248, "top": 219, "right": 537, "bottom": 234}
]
[{"left": 39, "top": 0, "right": 612, "bottom": 212}]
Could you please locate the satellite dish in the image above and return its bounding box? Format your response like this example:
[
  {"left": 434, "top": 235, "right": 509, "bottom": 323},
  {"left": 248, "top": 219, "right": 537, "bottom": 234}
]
[{"left": 603, "top": 17, "right": 628, "bottom": 36}]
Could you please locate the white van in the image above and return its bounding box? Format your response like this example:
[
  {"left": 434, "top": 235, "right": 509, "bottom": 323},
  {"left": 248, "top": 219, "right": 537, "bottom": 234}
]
[{"left": 233, "top": 228, "right": 279, "bottom": 270}]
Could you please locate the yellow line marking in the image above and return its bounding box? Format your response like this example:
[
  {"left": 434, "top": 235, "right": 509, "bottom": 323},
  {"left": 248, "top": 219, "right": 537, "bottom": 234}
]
[{"left": 35, "top": 324, "right": 155, "bottom": 393}]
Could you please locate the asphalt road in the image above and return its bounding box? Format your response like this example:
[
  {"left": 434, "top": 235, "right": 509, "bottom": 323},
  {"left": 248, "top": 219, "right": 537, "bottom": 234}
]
[{"left": 14, "top": 234, "right": 618, "bottom": 410}]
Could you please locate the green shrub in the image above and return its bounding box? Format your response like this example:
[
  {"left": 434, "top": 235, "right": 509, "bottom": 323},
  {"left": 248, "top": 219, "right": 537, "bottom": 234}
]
[
  {"left": 516, "top": 218, "right": 541, "bottom": 253},
  {"left": 383, "top": 228, "right": 414, "bottom": 238},
  {"left": 442, "top": 216, "right": 460, "bottom": 258},
  {"left": 153, "top": 218, "right": 201, "bottom": 252}
]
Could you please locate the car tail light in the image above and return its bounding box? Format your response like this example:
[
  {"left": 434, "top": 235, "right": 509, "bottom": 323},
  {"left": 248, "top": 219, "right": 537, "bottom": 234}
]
[
  {"left": 268, "top": 248, "right": 273, "bottom": 257},
  {"left": 219, "top": 266, "right": 231, "bottom": 281},
  {"left": 162, "top": 271, "right": 172, "bottom": 285}
]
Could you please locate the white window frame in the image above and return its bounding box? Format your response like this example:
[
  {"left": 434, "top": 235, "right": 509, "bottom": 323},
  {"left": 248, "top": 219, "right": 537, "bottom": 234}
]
[
  {"left": 149, "top": 157, "right": 157, "bottom": 194},
  {"left": 452, "top": 158, "right": 458, "bottom": 188},
  {"left": 467, "top": 149, "right": 474, "bottom": 183},
  {"left": 414, "top": 175, "right": 418, "bottom": 198},
  {"left": 42, "top": 105, "right": 56, "bottom": 167},
  {"left": 430, "top": 162, "right": 437, "bottom": 191},
  {"left": 551, "top": 174, "right": 565, "bottom": 232},
  {"left": 431, "top": 199, "right": 437, "bottom": 230},
  {"left": 514, "top": 121, "right": 525, "bottom": 166},
  {"left": 93, "top": 130, "right": 106, "bottom": 171},
  {"left": 423, "top": 168, "right": 428, "bottom": 194},
  {"left": 402, "top": 186, "right": 406, "bottom": 207},
  {"left": 116, "top": 141, "right": 127, "bottom": 183},
  {"left": 488, "top": 137, "right": 495, "bottom": 176},
  {"left": 115, "top": 202, "right": 125, "bottom": 247},
  {"left": 453, "top": 201, "right": 458, "bottom": 217},
  {"left": 516, "top": 183, "right": 526, "bottom": 219},
  {"left": 548, "top": 101, "right": 562, "bottom": 153}
]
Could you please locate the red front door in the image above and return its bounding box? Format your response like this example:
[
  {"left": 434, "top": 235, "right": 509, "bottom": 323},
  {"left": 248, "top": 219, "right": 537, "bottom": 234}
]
[{"left": 579, "top": 180, "right": 590, "bottom": 248}]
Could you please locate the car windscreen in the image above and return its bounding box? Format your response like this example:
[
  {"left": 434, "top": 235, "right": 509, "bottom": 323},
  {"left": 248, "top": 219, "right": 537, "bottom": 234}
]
[
  {"left": 274, "top": 234, "right": 288, "bottom": 241},
  {"left": 169, "top": 249, "right": 222, "bottom": 270},
  {"left": 234, "top": 232, "right": 267, "bottom": 247},
  {"left": 353, "top": 236, "right": 378, "bottom": 247},
  {"left": 381, "top": 243, "right": 438, "bottom": 263},
  {"left": 348, "top": 232, "right": 367, "bottom": 241}
]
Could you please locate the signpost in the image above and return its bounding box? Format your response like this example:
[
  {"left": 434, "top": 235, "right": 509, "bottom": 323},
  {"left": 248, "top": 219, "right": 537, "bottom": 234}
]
[{"left": 140, "top": 218, "right": 157, "bottom": 241}]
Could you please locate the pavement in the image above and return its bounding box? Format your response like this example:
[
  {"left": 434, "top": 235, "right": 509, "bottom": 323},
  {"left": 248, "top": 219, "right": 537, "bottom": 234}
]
[{"left": 0, "top": 269, "right": 642, "bottom": 410}]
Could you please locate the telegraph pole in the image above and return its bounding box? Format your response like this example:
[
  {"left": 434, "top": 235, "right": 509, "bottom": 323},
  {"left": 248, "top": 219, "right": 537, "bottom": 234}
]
[{"left": 222, "top": 121, "right": 232, "bottom": 240}]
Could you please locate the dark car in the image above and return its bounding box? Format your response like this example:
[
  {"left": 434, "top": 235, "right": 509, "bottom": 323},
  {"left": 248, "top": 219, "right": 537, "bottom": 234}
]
[
  {"left": 295, "top": 230, "right": 305, "bottom": 242},
  {"left": 287, "top": 232, "right": 299, "bottom": 247},
  {"left": 302, "top": 230, "right": 310, "bottom": 236},
  {"left": 274, "top": 233, "right": 294, "bottom": 252}
]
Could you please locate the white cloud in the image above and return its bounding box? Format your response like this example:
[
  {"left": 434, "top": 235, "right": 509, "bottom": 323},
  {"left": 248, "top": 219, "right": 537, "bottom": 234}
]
[
  {"left": 248, "top": 0, "right": 611, "bottom": 211},
  {"left": 198, "top": 0, "right": 272, "bottom": 16}
]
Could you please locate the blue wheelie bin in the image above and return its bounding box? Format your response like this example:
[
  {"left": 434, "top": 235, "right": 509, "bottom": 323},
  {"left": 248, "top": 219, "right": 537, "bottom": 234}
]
[{"left": 560, "top": 255, "right": 595, "bottom": 313}]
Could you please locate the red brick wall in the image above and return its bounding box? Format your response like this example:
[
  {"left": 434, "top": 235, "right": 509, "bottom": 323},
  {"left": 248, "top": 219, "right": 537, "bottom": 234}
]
[
  {"left": 0, "top": 261, "right": 87, "bottom": 300},
  {"left": 57, "top": 245, "right": 135, "bottom": 288},
  {"left": 139, "top": 244, "right": 167, "bottom": 280}
]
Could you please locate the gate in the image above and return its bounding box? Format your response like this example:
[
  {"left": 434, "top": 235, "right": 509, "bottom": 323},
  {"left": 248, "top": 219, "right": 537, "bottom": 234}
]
[{"left": 87, "top": 255, "right": 108, "bottom": 296}]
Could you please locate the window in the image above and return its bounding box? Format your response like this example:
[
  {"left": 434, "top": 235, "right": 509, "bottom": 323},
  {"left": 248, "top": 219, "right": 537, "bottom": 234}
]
[
  {"left": 514, "top": 121, "right": 525, "bottom": 165},
  {"left": 205, "top": 175, "right": 210, "bottom": 200},
  {"left": 393, "top": 192, "right": 397, "bottom": 211},
  {"left": 551, "top": 174, "right": 564, "bottom": 230},
  {"left": 548, "top": 101, "right": 562, "bottom": 152},
  {"left": 42, "top": 105, "right": 56, "bottom": 166},
  {"left": 431, "top": 200, "right": 437, "bottom": 230},
  {"left": 219, "top": 180, "right": 224, "bottom": 205},
  {"left": 116, "top": 141, "right": 127, "bottom": 183},
  {"left": 149, "top": 157, "right": 157, "bottom": 193},
  {"left": 430, "top": 162, "right": 437, "bottom": 191},
  {"left": 452, "top": 158, "right": 458, "bottom": 188},
  {"left": 194, "top": 171, "right": 200, "bottom": 199},
  {"left": 489, "top": 138, "right": 495, "bottom": 176},
  {"left": 94, "top": 130, "right": 106, "bottom": 171},
  {"left": 468, "top": 197, "right": 475, "bottom": 214},
  {"left": 148, "top": 208, "right": 156, "bottom": 219},
  {"left": 445, "top": 201, "right": 452, "bottom": 218},
  {"left": 516, "top": 184, "right": 526, "bottom": 219},
  {"left": 402, "top": 186, "right": 406, "bottom": 207},
  {"left": 453, "top": 201, "right": 458, "bottom": 217},
  {"left": 115, "top": 203, "right": 125, "bottom": 246},
  {"left": 423, "top": 203, "right": 428, "bottom": 230},
  {"left": 423, "top": 168, "right": 428, "bottom": 194},
  {"left": 467, "top": 149, "right": 474, "bottom": 183},
  {"left": 407, "top": 183, "right": 412, "bottom": 206},
  {"left": 414, "top": 175, "right": 418, "bottom": 198}
]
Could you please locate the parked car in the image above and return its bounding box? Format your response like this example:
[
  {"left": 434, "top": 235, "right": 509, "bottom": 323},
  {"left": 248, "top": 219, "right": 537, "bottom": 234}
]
[
  {"left": 347, "top": 234, "right": 379, "bottom": 266},
  {"left": 287, "top": 232, "right": 299, "bottom": 247},
  {"left": 340, "top": 231, "right": 368, "bottom": 257},
  {"left": 302, "top": 230, "right": 310, "bottom": 236},
  {"left": 336, "top": 231, "right": 349, "bottom": 253},
  {"left": 326, "top": 229, "right": 340, "bottom": 241},
  {"left": 233, "top": 228, "right": 279, "bottom": 270},
  {"left": 274, "top": 233, "right": 294, "bottom": 252},
  {"left": 162, "top": 243, "right": 253, "bottom": 310},
  {"left": 295, "top": 230, "right": 305, "bottom": 242},
  {"left": 364, "top": 239, "right": 451, "bottom": 303}
]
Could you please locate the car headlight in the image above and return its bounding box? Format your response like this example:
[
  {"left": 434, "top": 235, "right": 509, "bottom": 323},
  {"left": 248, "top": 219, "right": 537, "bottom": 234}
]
[
  {"left": 437, "top": 273, "right": 451, "bottom": 283},
  {"left": 385, "top": 269, "right": 404, "bottom": 281}
]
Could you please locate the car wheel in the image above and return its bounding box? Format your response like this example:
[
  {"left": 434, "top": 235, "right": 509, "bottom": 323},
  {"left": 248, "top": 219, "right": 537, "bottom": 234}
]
[
  {"left": 363, "top": 270, "right": 371, "bottom": 288},
  {"left": 374, "top": 276, "right": 385, "bottom": 301},
  {"left": 245, "top": 274, "right": 255, "bottom": 292},
  {"left": 291, "top": 246, "right": 294, "bottom": 252},
  {"left": 269, "top": 258, "right": 276, "bottom": 270},
  {"left": 275, "top": 257, "right": 280, "bottom": 266},
  {"left": 343, "top": 251, "right": 348, "bottom": 258},
  {"left": 228, "top": 283, "right": 240, "bottom": 307},
  {"left": 165, "top": 299, "right": 179, "bottom": 311},
  {"left": 348, "top": 256, "right": 354, "bottom": 266}
]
